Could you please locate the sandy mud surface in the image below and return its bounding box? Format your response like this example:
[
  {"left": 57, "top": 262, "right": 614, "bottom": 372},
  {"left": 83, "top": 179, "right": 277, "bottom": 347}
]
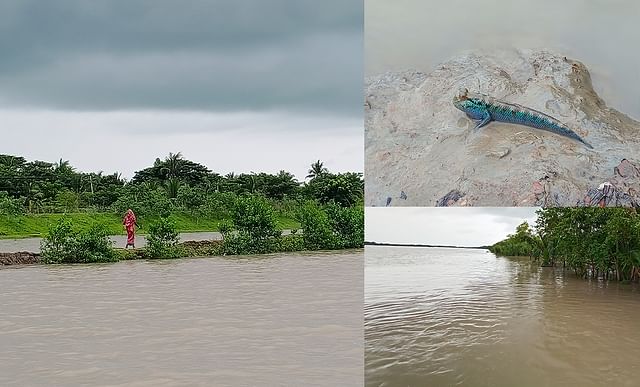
[{"left": 365, "top": 49, "right": 640, "bottom": 207}]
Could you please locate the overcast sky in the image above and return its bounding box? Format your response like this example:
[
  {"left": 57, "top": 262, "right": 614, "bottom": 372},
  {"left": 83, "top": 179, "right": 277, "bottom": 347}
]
[
  {"left": 0, "top": 0, "right": 363, "bottom": 179},
  {"left": 365, "top": 208, "right": 539, "bottom": 247}
]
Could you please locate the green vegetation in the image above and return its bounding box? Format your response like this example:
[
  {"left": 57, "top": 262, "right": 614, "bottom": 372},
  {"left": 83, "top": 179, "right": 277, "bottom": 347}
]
[
  {"left": 0, "top": 212, "right": 298, "bottom": 238},
  {"left": 489, "top": 221, "right": 538, "bottom": 257},
  {"left": 145, "top": 216, "right": 180, "bottom": 259},
  {"left": 40, "top": 219, "right": 116, "bottom": 264},
  {"left": 40, "top": 194, "right": 364, "bottom": 263},
  {"left": 490, "top": 208, "right": 640, "bottom": 282},
  {"left": 0, "top": 154, "right": 360, "bottom": 237},
  {"left": 2, "top": 153, "right": 364, "bottom": 263}
]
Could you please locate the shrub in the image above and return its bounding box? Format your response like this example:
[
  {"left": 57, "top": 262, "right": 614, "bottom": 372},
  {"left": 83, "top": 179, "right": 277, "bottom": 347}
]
[
  {"left": 271, "top": 234, "right": 305, "bottom": 252},
  {"left": 219, "top": 195, "right": 284, "bottom": 255},
  {"left": 202, "top": 192, "right": 236, "bottom": 219},
  {"left": 112, "top": 185, "right": 174, "bottom": 218},
  {"left": 41, "top": 219, "right": 116, "bottom": 264},
  {"left": 221, "top": 232, "right": 255, "bottom": 255},
  {"left": 297, "top": 201, "right": 336, "bottom": 250},
  {"left": 0, "top": 191, "right": 24, "bottom": 215},
  {"left": 176, "top": 185, "right": 206, "bottom": 217},
  {"left": 231, "top": 195, "right": 280, "bottom": 241},
  {"left": 55, "top": 189, "right": 80, "bottom": 212},
  {"left": 326, "top": 204, "right": 364, "bottom": 249},
  {"left": 218, "top": 219, "right": 234, "bottom": 240},
  {"left": 146, "top": 216, "right": 180, "bottom": 258}
]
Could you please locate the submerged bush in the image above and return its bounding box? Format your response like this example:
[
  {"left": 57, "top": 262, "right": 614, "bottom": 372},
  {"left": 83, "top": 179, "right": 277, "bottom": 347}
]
[
  {"left": 41, "top": 219, "right": 115, "bottom": 264},
  {"left": 146, "top": 216, "right": 180, "bottom": 258}
]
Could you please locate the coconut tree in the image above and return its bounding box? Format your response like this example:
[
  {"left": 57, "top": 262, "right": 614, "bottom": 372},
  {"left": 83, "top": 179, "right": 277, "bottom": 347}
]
[
  {"left": 306, "top": 160, "right": 328, "bottom": 180},
  {"left": 161, "top": 152, "right": 183, "bottom": 179}
]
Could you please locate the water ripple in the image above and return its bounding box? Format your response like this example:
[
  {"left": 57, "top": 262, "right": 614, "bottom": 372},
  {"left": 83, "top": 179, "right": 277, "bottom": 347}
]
[
  {"left": 0, "top": 250, "right": 363, "bottom": 387},
  {"left": 365, "top": 246, "right": 640, "bottom": 387}
]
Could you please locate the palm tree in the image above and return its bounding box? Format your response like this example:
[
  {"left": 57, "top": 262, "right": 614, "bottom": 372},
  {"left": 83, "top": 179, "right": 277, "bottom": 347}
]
[
  {"left": 306, "top": 160, "right": 328, "bottom": 179},
  {"left": 161, "top": 152, "right": 183, "bottom": 179},
  {"left": 165, "top": 178, "right": 180, "bottom": 199},
  {"left": 54, "top": 159, "right": 72, "bottom": 174}
]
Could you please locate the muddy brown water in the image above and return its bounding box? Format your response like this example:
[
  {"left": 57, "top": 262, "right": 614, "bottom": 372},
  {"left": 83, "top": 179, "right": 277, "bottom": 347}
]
[
  {"left": 0, "top": 250, "right": 363, "bottom": 387},
  {"left": 365, "top": 246, "right": 640, "bottom": 387}
]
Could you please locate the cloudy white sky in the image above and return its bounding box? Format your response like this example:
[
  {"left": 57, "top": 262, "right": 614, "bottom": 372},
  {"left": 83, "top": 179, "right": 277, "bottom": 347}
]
[
  {"left": 366, "top": 208, "right": 539, "bottom": 247},
  {"left": 0, "top": 1, "right": 363, "bottom": 180}
]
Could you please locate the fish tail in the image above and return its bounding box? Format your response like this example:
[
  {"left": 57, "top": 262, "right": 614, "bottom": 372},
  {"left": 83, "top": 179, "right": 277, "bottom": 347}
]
[{"left": 582, "top": 139, "right": 594, "bottom": 149}]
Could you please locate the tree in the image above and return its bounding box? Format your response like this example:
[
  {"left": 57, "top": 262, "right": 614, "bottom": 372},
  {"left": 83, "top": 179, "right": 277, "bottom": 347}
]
[
  {"left": 494, "top": 208, "right": 640, "bottom": 282},
  {"left": 306, "top": 160, "right": 329, "bottom": 180},
  {"left": 131, "top": 152, "right": 211, "bottom": 188},
  {"left": 305, "top": 172, "right": 364, "bottom": 206}
]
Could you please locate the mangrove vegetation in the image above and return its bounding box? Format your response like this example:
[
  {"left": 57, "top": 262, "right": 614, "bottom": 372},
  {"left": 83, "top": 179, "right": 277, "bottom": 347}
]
[{"left": 489, "top": 208, "right": 640, "bottom": 282}]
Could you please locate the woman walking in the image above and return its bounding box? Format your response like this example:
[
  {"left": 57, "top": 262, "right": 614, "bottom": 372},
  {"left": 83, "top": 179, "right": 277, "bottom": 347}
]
[{"left": 122, "top": 209, "right": 139, "bottom": 248}]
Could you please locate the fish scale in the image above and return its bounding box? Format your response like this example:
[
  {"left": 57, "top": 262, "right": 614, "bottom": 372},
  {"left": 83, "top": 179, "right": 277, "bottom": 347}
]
[{"left": 453, "top": 89, "right": 593, "bottom": 149}]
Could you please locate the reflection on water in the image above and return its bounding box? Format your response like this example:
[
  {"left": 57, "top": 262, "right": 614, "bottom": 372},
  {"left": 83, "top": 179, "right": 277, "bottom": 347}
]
[
  {"left": 365, "top": 0, "right": 640, "bottom": 119},
  {"left": 0, "top": 251, "right": 363, "bottom": 387},
  {"left": 365, "top": 246, "right": 640, "bottom": 387}
]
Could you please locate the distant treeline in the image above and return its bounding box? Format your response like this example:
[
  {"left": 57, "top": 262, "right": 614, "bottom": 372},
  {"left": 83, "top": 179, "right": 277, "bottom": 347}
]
[
  {"left": 490, "top": 208, "right": 640, "bottom": 282},
  {"left": 364, "top": 241, "right": 488, "bottom": 249},
  {"left": 0, "top": 153, "right": 363, "bottom": 217}
]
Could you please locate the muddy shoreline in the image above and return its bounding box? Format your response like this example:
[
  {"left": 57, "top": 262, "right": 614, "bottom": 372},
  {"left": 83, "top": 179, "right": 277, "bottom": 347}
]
[{"left": 0, "top": 252, "right": 40, "bottom": 265}]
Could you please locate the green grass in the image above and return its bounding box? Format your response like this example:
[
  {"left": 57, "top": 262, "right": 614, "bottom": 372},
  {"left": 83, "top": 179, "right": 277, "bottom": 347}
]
[{"left": 0, "top": 212, "right": 300, "bottom": 239}]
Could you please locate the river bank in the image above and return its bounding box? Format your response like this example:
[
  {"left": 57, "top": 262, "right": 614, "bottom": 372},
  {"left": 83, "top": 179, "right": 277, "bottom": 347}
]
[
  {"left": 0, "top": 232, "right": 323, "bottom": 266},
  {"left": 0, "top": 231, "right": 300, "bottom": 254},
  {"left": 0, "top": 212, "right": 299, "bottom": 239},
  {"left": 0, "top": 232, "right": 225, "bottom": 265}
]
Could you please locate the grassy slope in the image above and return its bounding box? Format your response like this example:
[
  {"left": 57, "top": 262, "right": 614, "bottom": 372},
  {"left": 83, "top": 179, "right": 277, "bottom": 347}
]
[{"left": 0, "top": 212, "right": 300, "bottom": 238}]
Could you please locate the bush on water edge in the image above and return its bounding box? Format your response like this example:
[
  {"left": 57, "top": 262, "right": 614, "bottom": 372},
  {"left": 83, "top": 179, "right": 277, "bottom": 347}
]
[
  {"left": 40, "top": 195, "right": 364, "bottom": 263},
  {"left": 145, "top": 216, "right": 181, "bottom": 259},
  {"left": 40, "top": 219, "right": 117, "bottom": 264}
]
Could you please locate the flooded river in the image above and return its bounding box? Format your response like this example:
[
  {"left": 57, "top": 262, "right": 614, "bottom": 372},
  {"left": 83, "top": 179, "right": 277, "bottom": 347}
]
[
  {"left": 0, "top": 250, "right": 363, "bottom": 387},
  {"left": 365, "top": 246, "right": 640, "bottom": 387}
]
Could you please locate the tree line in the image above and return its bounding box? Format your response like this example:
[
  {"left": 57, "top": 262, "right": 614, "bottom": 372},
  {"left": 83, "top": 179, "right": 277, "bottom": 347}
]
[
  {"left": 0, "top": 153, "right": 363, "bottom": 217},
  {"left": 489, "top": 208, "right": 640, "bottom": 282}
]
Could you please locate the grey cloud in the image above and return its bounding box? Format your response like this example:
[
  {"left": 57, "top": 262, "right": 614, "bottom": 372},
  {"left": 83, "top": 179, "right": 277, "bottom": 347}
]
[{"left": 0, "top": 0, "right": 362, "bottom": 114}]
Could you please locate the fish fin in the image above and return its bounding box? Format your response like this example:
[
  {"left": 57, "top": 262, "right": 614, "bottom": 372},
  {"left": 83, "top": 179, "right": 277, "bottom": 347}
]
[{"left": 474, "top": 111, "right": 491, "bottom": 130}]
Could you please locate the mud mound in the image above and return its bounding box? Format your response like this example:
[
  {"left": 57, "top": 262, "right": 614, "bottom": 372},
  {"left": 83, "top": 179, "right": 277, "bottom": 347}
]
[{"left": 0, "top": 252, "right": 40, "bottom": 265}]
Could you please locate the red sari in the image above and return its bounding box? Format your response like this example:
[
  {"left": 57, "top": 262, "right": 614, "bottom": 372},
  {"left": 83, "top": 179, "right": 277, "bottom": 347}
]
[{"left": 123, "top": 210, "right": 137, "bottom": 246}]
